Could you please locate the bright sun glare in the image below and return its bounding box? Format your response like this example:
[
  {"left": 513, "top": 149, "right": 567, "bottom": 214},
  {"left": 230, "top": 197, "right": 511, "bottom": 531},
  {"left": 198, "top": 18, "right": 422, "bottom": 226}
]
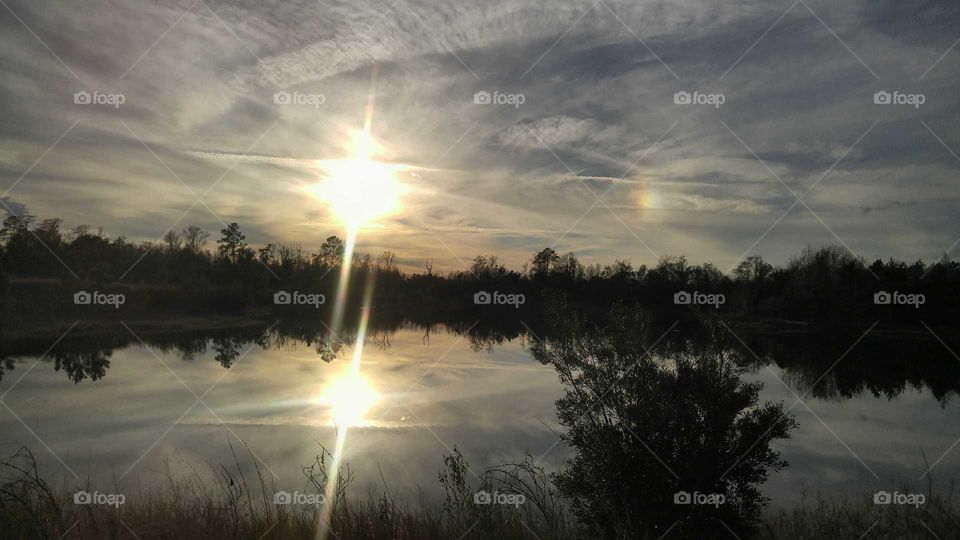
[
  {"left": 320, "top": 373, "right": 380, "bottom": 427},
  {"left": 310, "top": 132, "right": 406, "bottom": 228},
  {"left": 312, "top": 159, "right": 404, "bottom": 226}
]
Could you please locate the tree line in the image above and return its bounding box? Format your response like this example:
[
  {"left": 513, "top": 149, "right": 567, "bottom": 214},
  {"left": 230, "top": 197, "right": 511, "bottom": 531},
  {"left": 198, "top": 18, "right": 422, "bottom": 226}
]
[{"left": 1, "top": 214, "right": 957, "bottom": 323}]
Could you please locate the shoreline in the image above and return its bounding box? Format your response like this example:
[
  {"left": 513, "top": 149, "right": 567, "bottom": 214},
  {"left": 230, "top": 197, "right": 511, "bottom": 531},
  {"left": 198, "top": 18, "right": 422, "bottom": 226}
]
[{"left": 2, "top": 309, "right": 957, "bottom": 345}]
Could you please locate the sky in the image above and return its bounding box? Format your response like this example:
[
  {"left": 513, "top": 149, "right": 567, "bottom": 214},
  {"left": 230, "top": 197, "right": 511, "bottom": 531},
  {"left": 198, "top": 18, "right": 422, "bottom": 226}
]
[{"left": 0, "top": 0, "right": 958, "bottom": 273}]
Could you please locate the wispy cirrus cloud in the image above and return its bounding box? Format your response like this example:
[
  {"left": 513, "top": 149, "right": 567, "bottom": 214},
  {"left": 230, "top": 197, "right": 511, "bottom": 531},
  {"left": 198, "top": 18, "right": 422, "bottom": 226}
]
[{"left": 0, "top": 0, "right": 957, "bottom": 271}]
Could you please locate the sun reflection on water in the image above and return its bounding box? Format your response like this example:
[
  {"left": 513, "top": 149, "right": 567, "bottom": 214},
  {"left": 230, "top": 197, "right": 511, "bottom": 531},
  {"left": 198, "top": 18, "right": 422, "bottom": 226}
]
[{"left": 319, "top": 372, "right": 380, "bottom": 428}]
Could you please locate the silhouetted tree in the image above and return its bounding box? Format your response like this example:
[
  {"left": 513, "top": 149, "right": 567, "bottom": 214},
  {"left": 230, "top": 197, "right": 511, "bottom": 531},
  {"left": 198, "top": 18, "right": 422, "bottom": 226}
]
[
  {"left": 162, "top": 230, "right": 182, "bottom": 252},
  {"left": 52, "top": 350, "right": 111, "bottom": 383},
  {"left": 258, "top": 242, "right": 279, "bottom": 265},
  {"left": 34, "top": 218, "right": 63, "bottom": 246},
  {"left": 217, "top": 222, "right": 248, "bottom": 263},
  {"left": 0, "top": 215, "right": 33, "bottom": 243},
  {"left": 315, "top": 235, "right": 344, "bottom": 267},
  {"left": 182, "top": 225, "right": 210, "bottom": 254},
  {"left": 212, "top": 337, "right": 241, "bottom": 368},
  {"left": 1, "top": 211, "right": 957, "bottom": 325},
  {"left": 531, "top": 299, "right": 796, "bottom": 538},
  {"left": 377, "top": 250, "right": 398, "bottom": 272},
  {"left": 530, "top": 247, "right": 559, "bottom": 278},
  {"left": 734, "top": 255, "right": 772, "bottom": 283}
]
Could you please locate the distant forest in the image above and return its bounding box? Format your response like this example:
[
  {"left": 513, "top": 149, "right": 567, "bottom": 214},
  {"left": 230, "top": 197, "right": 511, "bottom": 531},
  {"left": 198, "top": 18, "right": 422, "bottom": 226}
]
[{"left": 0, "top": 214, "right": 957, "bottom": 325}]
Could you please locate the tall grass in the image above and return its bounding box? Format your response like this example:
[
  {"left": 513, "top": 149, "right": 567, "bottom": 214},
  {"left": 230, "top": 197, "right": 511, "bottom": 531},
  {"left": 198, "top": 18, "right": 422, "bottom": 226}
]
[
  {"left": 0, "top": 445, "right": 575, "bottom": 539},
  {"left": 765, "top": 489, "right": 960, "bottom": 539},
  {"left": 2, "top": 445, "right": 958, "bottom": 539}
]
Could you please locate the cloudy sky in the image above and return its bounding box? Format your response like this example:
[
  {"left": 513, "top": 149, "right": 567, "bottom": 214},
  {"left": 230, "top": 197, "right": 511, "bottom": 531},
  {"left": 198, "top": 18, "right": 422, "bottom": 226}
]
[{"left": 0, "top": 0, "right": 958, "bottom": 272}]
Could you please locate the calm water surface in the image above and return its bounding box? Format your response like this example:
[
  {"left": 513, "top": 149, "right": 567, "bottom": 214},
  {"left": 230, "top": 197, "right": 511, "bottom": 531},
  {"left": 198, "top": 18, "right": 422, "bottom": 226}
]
[{"left": 1, "top": 324, "right": 958, "bottom": 506}]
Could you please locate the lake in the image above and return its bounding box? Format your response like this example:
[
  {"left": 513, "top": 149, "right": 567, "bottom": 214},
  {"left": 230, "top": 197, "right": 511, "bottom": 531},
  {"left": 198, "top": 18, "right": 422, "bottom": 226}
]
[{"left": 1, "top": 318, "right": 958, "bottom": 508}]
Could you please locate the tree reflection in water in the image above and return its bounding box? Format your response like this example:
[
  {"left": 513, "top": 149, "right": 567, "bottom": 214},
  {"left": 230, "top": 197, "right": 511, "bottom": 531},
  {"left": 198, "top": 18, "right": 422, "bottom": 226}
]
[
  {"left": 530, "top": 299, "right": 797, "bottom": 538},
  {"left": 3, "top": 314, "right": 960, "bottom": 409},
  {"left": 51, "top": 350, "right": 111, "bottom": 383}
]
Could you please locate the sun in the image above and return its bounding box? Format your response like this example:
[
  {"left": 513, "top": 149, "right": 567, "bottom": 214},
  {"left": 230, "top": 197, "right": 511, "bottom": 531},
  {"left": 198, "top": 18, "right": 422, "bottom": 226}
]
[
  {"left": 309, "top": 132, "right": 407, "bottom": 228},
  {"left": 319, "top": 373, "right": 380, "bottom": 427},
  {"left": 311, "top": 158, "right": 405, "bottom": 227}
]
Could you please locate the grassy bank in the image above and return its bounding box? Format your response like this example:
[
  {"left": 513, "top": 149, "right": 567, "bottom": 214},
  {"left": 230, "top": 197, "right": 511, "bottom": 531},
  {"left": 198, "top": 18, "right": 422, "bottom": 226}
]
[
  {"left": 764, "top": 491, "right": 960, "bottom": 539},
  {"left": 1, "top": 445, "right": 578, "bottom": 540},
  {"left": 3, "top": 446, "right": 957, "bottom": 539}
]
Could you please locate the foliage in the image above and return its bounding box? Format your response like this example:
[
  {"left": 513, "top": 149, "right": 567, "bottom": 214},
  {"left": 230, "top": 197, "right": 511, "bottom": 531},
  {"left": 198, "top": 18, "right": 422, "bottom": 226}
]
[
  {"left": 531, "top": 299, "right": 797, "bottom": 538},
  {"left": 0, "top": 214, "right": 957, "bottom": 324}
]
